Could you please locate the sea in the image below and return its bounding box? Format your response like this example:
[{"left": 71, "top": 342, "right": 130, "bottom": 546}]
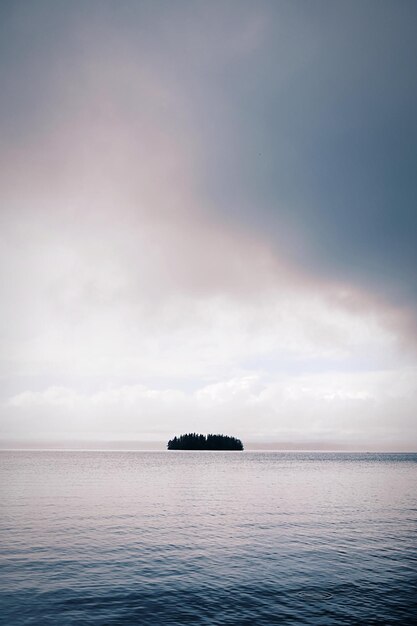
[{"left": 1, "top": 451, "right": 416, "bottom": 625}]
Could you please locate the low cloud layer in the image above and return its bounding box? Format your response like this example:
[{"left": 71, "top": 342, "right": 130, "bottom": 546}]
[{"left": 4, "top": 368, "right": 417, "bottom": 450}]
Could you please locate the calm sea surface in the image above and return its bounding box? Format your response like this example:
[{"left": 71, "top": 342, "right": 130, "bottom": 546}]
[{"left": 1, "top": 451, "right": 416, "bottom": 625}]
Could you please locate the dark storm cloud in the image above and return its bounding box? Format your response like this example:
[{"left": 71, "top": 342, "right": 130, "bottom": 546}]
[
  {"left": 1, "top": 1, "right": 417, "bottom": 447},
  {"left": 188, "top": 1, "right": 417, "bottom": 308},
  {"left": 1, "top": 0, "right": 416, "bottom": 313}
]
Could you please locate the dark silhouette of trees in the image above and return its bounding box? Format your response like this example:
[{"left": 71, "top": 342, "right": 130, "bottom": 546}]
[{"left": 167, "top": 433, "right": 244, "bottom": 451}]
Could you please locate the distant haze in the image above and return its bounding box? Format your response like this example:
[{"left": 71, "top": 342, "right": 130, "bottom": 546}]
[{"left": 1, "top": 1, "right": 416, "bottom": 450}]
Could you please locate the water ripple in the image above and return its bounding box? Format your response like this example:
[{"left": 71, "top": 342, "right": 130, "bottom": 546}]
[{"left": 1, "top": 451, "right": 417, "bottom": 625}]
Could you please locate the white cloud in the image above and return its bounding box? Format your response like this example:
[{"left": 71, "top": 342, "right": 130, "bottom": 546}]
[
  {"left": 0, "top": 201, "right": 402, "bottom": 385},
  {"left": 1, "top": 194, "right": 414, "bottom": 450},
  {"left": 3, "top": 368, "right": 416, "bottom": 449}
]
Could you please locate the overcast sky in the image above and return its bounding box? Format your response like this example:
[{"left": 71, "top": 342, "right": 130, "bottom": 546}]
[{"left": 1, "top": 0, "right": 416, "bottom": 449}]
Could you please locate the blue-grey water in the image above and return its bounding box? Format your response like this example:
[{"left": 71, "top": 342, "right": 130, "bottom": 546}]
[{"left": 1, "top": 451, "right": 416, "bottom": 625}]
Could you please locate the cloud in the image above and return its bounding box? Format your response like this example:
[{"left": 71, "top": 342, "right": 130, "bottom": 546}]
[
  {"left": 3, "top": 367, "right": 417, "bottom": 449},
  {"left": 0, "top": 207, "right": 404, "bottom": 385},
  {"left": 1, "top": 0, "right": 416, "bottom": 324},
  {"left": 0, "top": 1, "right": 416, "bottom": 448}
]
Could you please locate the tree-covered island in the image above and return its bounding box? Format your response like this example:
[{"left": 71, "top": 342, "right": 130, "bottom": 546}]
[{"left": 167, "top": 433, "right": 244, "bottom": 451}]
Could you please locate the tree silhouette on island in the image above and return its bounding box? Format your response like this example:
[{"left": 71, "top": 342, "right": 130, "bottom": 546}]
[{"left": 167, "top": 433, "right": 244, "bottom": 451}]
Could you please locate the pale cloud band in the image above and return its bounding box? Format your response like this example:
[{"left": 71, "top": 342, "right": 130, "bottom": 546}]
[{"left": 4, "top": 367, "right": 417, "bottom": 450}]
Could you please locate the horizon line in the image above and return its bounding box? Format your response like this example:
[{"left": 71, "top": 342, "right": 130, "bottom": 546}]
[{"left": 1, "top": 442, "right": 416, "bottom": 454}]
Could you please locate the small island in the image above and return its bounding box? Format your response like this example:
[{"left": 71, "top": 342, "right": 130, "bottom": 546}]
[{"left": 167, "top": 433, "right": 244, "bottom": 451}]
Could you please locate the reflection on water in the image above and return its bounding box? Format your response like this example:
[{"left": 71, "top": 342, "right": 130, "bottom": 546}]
[{"left": 1, "top": 451, "right": 416, "bottom": 625}]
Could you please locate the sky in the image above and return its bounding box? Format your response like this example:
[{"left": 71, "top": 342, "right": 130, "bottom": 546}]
[{"left": 1, "top": 0, "right": 416, "bottom": 450}]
